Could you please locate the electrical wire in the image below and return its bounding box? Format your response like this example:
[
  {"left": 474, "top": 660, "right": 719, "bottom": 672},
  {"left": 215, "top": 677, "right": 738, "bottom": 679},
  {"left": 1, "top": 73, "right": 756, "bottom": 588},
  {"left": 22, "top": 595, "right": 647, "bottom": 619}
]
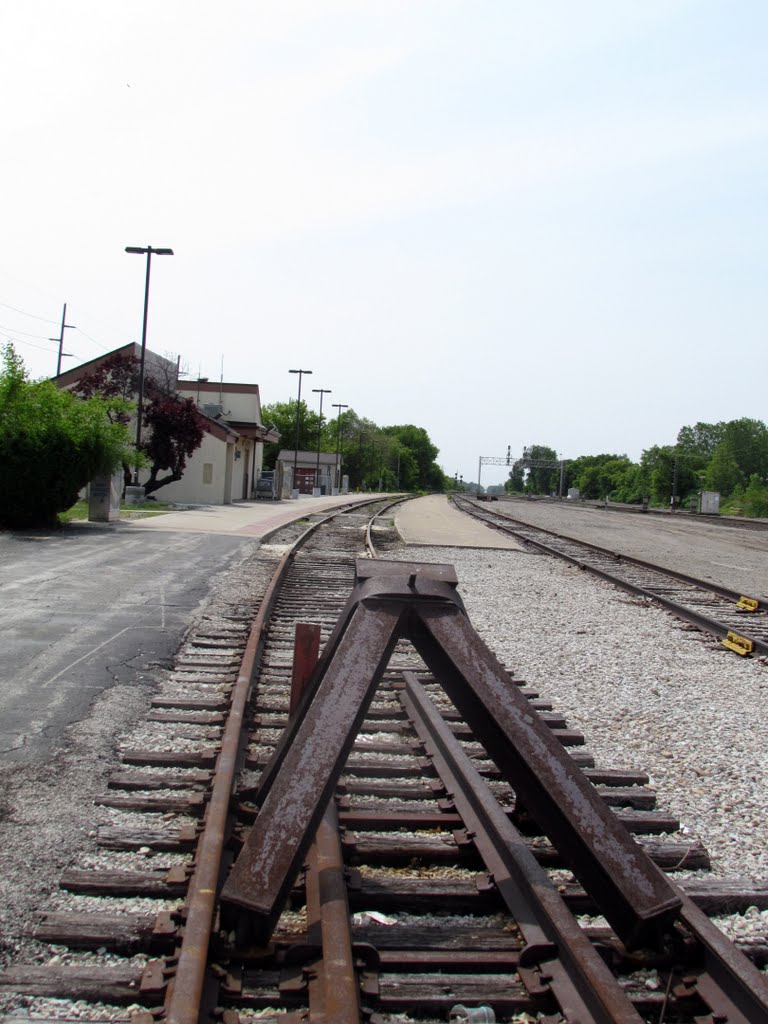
[
  {"left": 75, "top": 326, "right": 110, "bottom": 352},
  {"left": 0, "top": 334, "right": 60, "bottom": 355},
  {"left": 0, "top": 322, "right": 53, "bottom": 339},
  {"left": 0, "top": 300, "right": 60, "bottom": 324}
]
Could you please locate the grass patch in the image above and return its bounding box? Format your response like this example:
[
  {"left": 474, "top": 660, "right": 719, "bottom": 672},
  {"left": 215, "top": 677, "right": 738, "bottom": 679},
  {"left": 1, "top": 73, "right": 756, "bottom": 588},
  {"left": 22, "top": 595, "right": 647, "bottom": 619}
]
[{"left": 59, "top": 499, "right": 177, "bottom": 523}]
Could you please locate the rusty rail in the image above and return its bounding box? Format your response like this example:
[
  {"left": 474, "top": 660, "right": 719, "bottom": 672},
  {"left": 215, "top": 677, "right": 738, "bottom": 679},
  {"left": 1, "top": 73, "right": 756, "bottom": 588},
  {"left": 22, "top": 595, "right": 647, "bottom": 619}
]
[
  {"left": 164, "top": 501, "right": 388, "bottom": 1022},
  {"left": 364, "top": 495, "right": 411, "bottom": 557},
  {"left": 399, "top": 670, "right": 643, "bottom": 1023},
  {"left": 222, "top": 560, "right": 680, "bottom": 949}
]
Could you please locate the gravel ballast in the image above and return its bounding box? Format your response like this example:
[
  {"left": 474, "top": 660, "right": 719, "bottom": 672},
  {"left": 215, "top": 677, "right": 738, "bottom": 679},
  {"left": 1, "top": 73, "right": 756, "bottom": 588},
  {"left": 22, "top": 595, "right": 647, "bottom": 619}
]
[{"left": 393, "top": 539, "right": 768, "bottom": 881}]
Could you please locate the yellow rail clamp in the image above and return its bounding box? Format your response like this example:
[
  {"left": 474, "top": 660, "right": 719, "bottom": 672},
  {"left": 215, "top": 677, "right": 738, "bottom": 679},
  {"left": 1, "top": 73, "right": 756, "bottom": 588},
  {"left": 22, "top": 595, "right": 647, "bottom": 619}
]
[
  {"left": 736, "top": 595, "right": 759, "bottom": 612},
  {"left": 721, "top": 631, "right": 754, "bottom": 656}
]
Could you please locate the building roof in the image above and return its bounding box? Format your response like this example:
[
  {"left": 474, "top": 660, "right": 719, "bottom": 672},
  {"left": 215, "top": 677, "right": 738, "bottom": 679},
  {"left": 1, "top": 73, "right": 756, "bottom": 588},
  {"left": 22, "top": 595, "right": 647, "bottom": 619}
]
[
  {"left": 54, "top": 343, "right": 177, "bottom": 390},
  {"left": 54, "top": 345, "right": 280, "bottom": 444},
  {"left": 184, "top": 380, "right": 261, "bottom": 396},
  {"left": 276, "top": 450, "right": 338, "bottom": 466}
]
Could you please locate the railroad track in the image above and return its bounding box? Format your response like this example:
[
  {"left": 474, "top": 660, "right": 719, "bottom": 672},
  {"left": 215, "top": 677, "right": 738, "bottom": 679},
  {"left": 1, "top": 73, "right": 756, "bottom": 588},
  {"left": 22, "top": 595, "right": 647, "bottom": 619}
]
[
  {"left": 453, "top": 494, "right": 768, "bottom": 659},
  {"left": 2, "top": 497, "right": 768, "bottom": 1022},
  {"left": 504, "top": 495, "right": 768, "bottom": 532}
]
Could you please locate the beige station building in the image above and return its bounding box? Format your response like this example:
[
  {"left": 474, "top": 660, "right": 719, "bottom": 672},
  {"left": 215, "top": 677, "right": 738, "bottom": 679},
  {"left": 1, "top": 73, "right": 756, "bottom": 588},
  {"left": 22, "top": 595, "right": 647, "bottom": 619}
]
[{"left": 55, "top": 344, "right": 280, "bottom": 506}]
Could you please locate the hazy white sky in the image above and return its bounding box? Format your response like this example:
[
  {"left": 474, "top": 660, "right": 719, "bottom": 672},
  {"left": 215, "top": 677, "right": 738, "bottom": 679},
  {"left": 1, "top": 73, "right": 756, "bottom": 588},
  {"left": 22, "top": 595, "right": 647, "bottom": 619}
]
[{"left": 2, "top": 1, "right": 766, "bottom": 486}]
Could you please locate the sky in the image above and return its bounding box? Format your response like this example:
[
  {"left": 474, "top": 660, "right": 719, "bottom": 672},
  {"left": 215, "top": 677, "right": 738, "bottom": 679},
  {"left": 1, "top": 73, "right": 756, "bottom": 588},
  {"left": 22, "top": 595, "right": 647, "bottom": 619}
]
[{"left": 2, "top": 1, "right": 767, "bottom": 488}]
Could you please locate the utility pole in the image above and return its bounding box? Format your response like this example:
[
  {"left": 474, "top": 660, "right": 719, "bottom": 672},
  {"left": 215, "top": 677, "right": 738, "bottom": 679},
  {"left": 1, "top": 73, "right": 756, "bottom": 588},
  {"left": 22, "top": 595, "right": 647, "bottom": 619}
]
[
  {"left": 332, "top": 403, "right": 348, "bottom": 491},
  {"left": 671, "top": 456, "right": 679, "bottom": 509},
  {"left": 51, "top": 303, "right": 75, "bottom": 376}
]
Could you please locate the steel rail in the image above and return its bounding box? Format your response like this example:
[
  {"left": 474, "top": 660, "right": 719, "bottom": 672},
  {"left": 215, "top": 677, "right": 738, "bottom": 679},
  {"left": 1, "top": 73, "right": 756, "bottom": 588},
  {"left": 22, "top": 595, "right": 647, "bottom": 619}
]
[
  {"left": 164, "top": 500, "right": 389, "bottom": 1023},
  {"left": 399, "top": 670, "right": 643, "bottom": 1023},
  {"left": 453, "top": 496, "right": 768, "bottom": 657},
  {"left": 455, "top": 496, "right": 762, "bottom": 607},
  {"left": 364, "top": 494, "right": 411, "bottom": 557},
  {"left": 507, "top": 493, "right": 768, "bottom": 532},
  {"left": 304, "top": 803, "right": 361, "bottom": 1022}
]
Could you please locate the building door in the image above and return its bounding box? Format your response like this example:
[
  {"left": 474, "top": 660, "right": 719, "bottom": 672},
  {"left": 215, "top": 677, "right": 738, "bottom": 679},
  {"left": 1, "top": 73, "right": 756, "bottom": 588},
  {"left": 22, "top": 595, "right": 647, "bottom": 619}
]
[{"left": 295, "top": 468, "right": 315, "bottom": 494}]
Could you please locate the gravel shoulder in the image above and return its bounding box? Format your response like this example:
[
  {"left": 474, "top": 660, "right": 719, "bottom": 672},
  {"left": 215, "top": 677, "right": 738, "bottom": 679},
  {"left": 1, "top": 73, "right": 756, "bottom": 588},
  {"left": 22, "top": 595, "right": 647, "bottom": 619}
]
[{"left": 0, "top": 545, "right": 279, "bottom": 968}]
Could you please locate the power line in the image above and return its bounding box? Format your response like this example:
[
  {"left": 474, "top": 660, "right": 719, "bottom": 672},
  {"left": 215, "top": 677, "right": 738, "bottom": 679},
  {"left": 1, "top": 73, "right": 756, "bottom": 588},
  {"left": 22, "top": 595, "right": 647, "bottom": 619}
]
[
  {"left": 75, "top": 326, "right": 110, "bottom": 352},
  {"left": 0, "top": 295, "right": 120, "bottom": 353},
  {"left": 0, "top": 300, "right": 60, "bottom": 325},
  {"left": 0, "top": 322, "right": 53, "bottom": 339},
  {"left": 0, "top": 334, "right": 62, "bottom": 355}
]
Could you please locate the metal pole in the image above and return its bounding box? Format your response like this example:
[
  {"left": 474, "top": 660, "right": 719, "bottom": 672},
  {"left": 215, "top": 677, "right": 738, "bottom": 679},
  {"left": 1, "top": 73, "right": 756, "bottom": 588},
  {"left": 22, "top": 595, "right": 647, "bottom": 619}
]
[
  {"left": 332, "top": 403, "right": 348, "bottom": 491},
  {"left": 294, "top": 375, "right": 303, "bottom": 486},
  {"left": 477, "top": 456, "right": 482, "bottom": 494},
  {"left": 125, "top": 245, "right": 173, "bottom": 486},
  {"left": 289, "top": 369, "right": 313, "bottom": 492},
  {"left": 671, "top": 456, "right": 679, "bottom": 509},
  {"left": 134, "top": 250, "right": 153, "bottom": 483},
  {"left": 53, "top": 303, "right": 75, "bottom": 376},
  {"left": 312, "top": 388, "right": 331, "bottom": 493},
  {"left": 559, "top": 460, "right": 565, "bottom": 498}
]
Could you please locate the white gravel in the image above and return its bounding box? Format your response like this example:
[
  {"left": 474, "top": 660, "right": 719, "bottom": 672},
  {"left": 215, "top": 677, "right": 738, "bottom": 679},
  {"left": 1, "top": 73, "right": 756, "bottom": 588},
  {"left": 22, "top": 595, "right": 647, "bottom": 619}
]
[{"left": 391, "top": 539, "right": 768, "bottom": 951}]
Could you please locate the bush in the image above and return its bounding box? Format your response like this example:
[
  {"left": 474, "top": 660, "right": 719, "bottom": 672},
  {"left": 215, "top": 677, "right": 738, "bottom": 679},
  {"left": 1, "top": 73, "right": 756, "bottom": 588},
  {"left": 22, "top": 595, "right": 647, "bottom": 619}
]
[
  {"left": 742, "top": 475, "right": 768, "bottom": 518},
  {"left": 0, "top": 345, "right": 135, "bottom": 527}
]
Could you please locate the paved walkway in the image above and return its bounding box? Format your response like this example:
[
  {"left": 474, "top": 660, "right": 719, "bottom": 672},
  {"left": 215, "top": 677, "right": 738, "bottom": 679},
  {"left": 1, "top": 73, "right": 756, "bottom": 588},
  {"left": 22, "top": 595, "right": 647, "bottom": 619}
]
[
  {"left": 395, "top": 495, "right": 522, "bottom": 549},
  {"left": 126, "top": 493, "right": 390, "bottom": 539}
]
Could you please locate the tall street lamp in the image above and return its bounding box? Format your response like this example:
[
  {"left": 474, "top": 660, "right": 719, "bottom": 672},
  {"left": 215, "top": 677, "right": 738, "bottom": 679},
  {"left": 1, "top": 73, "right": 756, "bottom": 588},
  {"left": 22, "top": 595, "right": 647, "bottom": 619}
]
[
  {"left": 289, "top": 368, "right": 312, "bottom": 492},
  {"left": 312, "top": 388, "right": 332, "bottom": 494},
  {"left": 332, "top": 402, "right": 348, "bottom": 492},
  {"left": 125, "top": 245, "right": 174, "bottom": 485}
]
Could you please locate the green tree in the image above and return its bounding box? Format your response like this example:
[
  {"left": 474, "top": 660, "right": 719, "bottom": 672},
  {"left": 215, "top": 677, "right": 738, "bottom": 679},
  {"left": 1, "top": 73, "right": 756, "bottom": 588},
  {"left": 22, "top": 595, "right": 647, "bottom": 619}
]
[
  {"left": 342, "top": 414, "right": 382, "bottom": 489},
  {"left": 382, "top": 424, "right": 442, "bottom": 490},
  {"left": 676, "top": 422, "right": 725, "bottom": 463},
  {"left": 0, "top": 344, "right": 134, "bottom": 527},
  {"left": 262, "top": 399, "right": 442, "bottom": 491},
  {"left": 564, "top": 453, "right": 634, "bottom": 499},
  {"left": 741, "top": 474, "right": 768, "bottom": 517},
  {"left": 610, "top": 462, "right": 644, "bottom": 503},
  {"left": 522, "top": 444, "right": 558, "bottom": 495},
  {"left": 705, "top": 441, "right": 744, "bottom": 496},
  {"left": 261, "top": 399, "right": 324, "bottom": 470},
  {"left": 639, "top": 445, "right": 699, "bottom": 506},
  {"left": 721, "top": 418, "right": 768, "bottom": 481},
  {"left": 505, "top": 461, "right": 525, "bottom": 493}
]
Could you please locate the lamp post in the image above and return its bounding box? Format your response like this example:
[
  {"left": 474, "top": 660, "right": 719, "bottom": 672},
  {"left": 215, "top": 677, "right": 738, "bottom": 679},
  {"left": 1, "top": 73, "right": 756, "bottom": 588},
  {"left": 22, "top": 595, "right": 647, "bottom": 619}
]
[
  {"left": 289, "top": 368, "right": 312, "bottom": 493},
  {"left": 125, "top": 245, "right": 174, "bottom": 485},
  {"left": 332, "top": 402, "right": 348, "bottom": 492},
  {"left": 311, "top": 387, "right": 332, "bottom": 494}
]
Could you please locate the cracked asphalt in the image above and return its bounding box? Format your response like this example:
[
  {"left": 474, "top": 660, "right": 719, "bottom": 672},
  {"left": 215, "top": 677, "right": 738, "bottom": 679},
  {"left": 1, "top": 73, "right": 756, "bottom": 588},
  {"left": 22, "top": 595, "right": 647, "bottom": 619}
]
[{"left": 0, "top": 521, "right": 258, "bottom": 764}]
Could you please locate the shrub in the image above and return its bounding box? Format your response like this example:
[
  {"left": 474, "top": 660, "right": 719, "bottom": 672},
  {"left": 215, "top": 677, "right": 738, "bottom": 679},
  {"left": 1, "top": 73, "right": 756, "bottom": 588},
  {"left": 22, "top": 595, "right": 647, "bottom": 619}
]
[{"left": 0, "top": 345, "right": 135, "bottom": 527}]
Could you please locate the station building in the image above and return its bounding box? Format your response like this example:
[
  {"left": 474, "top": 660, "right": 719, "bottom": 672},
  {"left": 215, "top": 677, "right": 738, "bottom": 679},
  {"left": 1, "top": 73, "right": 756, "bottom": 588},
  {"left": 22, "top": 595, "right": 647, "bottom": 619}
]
[{"left": 55, "top": 344, "right": 280, "bottom": 505}]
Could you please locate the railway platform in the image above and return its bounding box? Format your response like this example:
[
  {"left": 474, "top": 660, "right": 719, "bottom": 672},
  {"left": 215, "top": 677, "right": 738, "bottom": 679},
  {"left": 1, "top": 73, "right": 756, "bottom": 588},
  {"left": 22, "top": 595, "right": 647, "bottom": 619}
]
[
  {"left": 125, "top": 491, "right": 391, "bottom": 538},
  {"left": 395, "top": 493, "right": 522, "bottom": 548}
]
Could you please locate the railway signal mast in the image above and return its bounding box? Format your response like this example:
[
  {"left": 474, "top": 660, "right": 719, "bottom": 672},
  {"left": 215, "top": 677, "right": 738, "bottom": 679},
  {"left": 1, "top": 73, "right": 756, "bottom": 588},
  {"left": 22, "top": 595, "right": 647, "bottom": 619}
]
[
  {"left": 477, "top": 446, "right": 567, "bottom": 496},
  {"left": 476, "top": 445, "right": 512, "bottom": 492}
]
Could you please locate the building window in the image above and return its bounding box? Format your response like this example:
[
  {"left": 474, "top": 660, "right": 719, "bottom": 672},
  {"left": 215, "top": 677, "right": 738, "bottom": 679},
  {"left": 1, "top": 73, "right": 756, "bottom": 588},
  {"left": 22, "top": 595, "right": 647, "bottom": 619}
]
[{"left": 203, "top": 463, "right": 214, "bottom": 484}]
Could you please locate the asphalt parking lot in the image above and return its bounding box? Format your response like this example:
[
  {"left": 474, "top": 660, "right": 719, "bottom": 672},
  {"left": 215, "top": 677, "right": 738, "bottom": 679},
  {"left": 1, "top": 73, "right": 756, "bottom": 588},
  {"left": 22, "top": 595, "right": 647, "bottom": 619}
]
[{"left": 0, "top": 522, "right": 257, "bottom": 764}]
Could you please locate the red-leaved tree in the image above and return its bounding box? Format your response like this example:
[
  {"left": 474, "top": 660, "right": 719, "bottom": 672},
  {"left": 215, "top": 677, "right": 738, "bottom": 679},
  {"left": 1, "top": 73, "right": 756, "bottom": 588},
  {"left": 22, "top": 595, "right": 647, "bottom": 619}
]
[
  {"left": 141, "top": 394, "right": 205, "bottom": 495},
  {"left": 74, "top": 353, "right": 205, "bottom": 496}
]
